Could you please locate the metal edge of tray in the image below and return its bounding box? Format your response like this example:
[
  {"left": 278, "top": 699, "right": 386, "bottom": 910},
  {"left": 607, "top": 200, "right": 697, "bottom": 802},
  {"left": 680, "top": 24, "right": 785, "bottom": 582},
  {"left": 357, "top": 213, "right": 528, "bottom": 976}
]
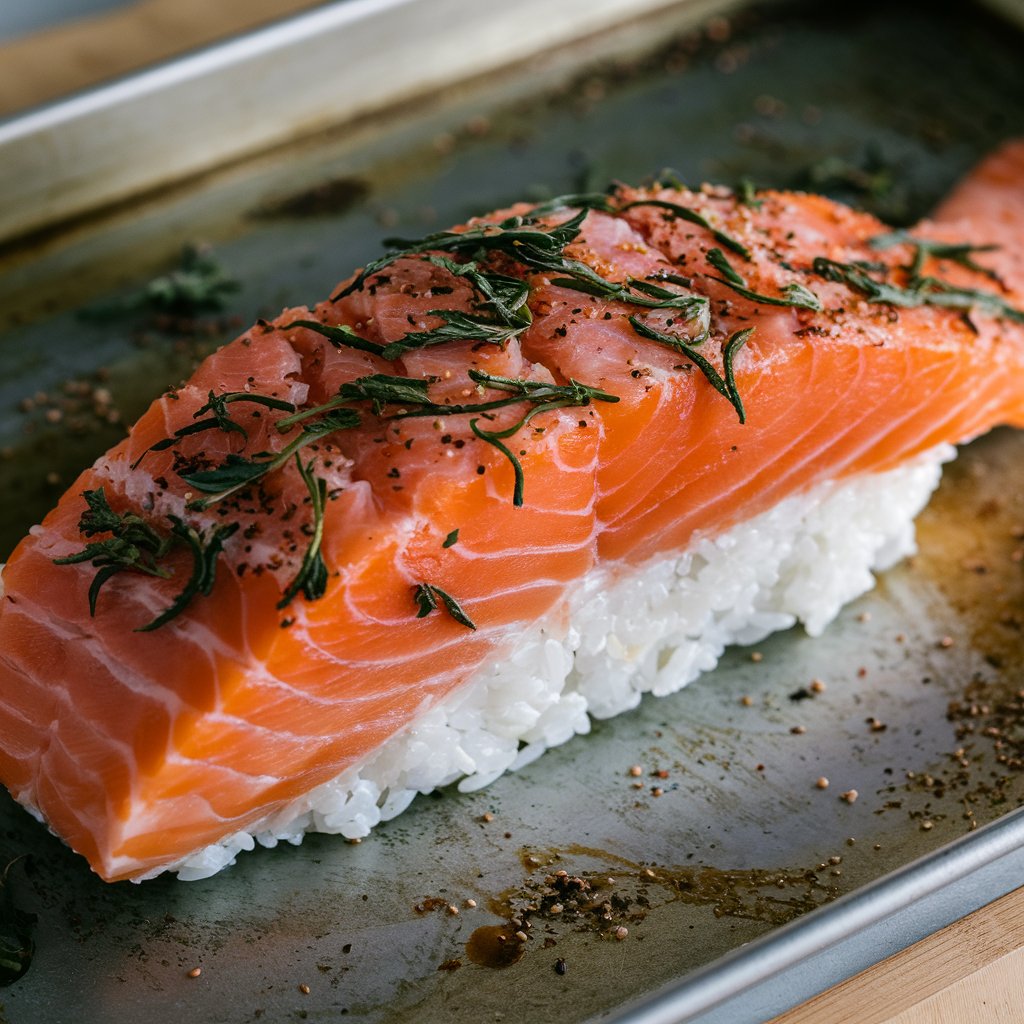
[
  {"left": 607, "top": 803, "right": 1024, "bottom": 1023},
  {"left": 0, "top": 0, "right": 732, "bottom": 245}
]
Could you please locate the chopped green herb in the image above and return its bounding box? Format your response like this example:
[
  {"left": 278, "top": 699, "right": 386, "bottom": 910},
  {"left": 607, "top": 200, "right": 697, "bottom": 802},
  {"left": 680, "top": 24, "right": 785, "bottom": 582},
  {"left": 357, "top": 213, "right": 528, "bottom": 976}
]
[
  {"left": 869, "top": 231, "right": 1002, "bottom": 280},
  {"left": 53, "top": 488, "right": 238, "bottom": 630},
  {"left": 277, "top": 456, "right": 329, "bottom": 609},
  {"left": 53, "top": 489, "right": 174, "bottom": 615},
  {"left": 184, "top": 408, "right": 362, "bottom": 509},
  {"left": 334, "top": 210, "right": 589, "bottom": 300},
  {"left": 83, "top": 244, "right": 239, "bottom": 320},
  {"left": 424, "top": 256, "right": 532, "bottom": 326},
  {"left": 281, "top": 319, "right": 385, "bottom": 356},
  {"left": 811, "top": 257, "right": 1024, "bottom": 322},
  {"left": 705, "top": 248, "right": 822, "bottom": 311},
  {"left": 737, "top": 178, "right": 763, "bottom": 210},
  {"left": 131, "top": 391, "right": 297, "bottom": 469},
  {"left": 628, "top": 318, "right": 754, "bottom": 423},
  {"left": 136, "top": 519, "right": 239, "bottom": 632},
  {"left": 381, "top": 309, "right": 526, "bottom": 361},
  {"left": 413, "top": 582, "right": 476, "bottom": 630},
  {"left": 443, "top": 529, "right": 460, "bottom": 548},
  {"left": 621, "top": 199, "right": 751, "bottom": 260}
]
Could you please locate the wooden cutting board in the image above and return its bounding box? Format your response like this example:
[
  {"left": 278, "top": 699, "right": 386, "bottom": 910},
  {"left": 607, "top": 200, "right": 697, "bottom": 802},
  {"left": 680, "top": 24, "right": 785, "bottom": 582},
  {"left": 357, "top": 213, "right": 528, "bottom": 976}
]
[{"left": 771, "top": 885, "right": 1024, "bottom": 1023}]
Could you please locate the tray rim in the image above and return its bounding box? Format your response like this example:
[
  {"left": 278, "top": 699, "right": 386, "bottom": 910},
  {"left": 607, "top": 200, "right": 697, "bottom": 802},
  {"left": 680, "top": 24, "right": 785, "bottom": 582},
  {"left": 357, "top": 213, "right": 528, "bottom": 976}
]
[{"left": 0, "top": 0, "right": 727, "bottom": 245}]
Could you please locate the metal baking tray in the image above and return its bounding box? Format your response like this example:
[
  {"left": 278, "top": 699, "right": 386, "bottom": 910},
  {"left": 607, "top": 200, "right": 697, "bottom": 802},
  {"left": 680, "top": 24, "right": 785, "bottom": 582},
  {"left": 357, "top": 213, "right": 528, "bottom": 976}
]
[{"left": 2, "top": 2, "right": 1024, "bottom": 1021}]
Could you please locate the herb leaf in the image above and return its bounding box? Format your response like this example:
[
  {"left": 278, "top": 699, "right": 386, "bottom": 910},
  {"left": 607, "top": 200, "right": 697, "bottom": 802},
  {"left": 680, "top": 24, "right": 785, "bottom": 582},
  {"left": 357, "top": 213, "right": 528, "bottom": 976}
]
[
  {"left": 131, "top": 391, "right": 297, "bottom": 469},
  {"left": 811, "top": 257, "right": 1024, "bottom": 322},
  {"left": 628, "top": 317, "right": 753, "bottom": 423},
  {"left": 184, "top": 408, "right": 361, "bottom": 509},
  {"left": 870, "top": 231, "right": 1001, "bottom": 280},
  {"left": 705, "top": 248, "right": 822, "bottom": 311},
  {"left": 53, "top": 489, "right": 174, "bottom": 614},
  {"left": 277, "top": 456, "right": 329, "bottom": 609},
  {"left": 621, "top": 199, "right": 751, "bottom": 259},
  {"left": 334, "top": 210, "right": 589, "bottom": 300},
  {"left": 136, "top": 519, "right": 239, "bottom": 632},
  {"left": 381, "top": 310, "right": 526, "bottom": 361},
  {"left": 413, "top": 583, "right": 476, "bottom": 630},
  {"left": 281, "top": 319, "right": 385, "bottom": 356},
  {"left": 443, "top": 529, "right": 460, "bottom": 548}
]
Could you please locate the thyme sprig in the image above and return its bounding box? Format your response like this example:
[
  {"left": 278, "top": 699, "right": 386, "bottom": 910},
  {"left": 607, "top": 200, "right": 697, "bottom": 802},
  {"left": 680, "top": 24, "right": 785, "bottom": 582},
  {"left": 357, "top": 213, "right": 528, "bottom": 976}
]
[
  {"left": 277, "top": 456, "right": 329, "bottom": 609},
  {"left": 413, "top": 582, "right": 476, "bottom": 630},
  {"left": 705, "top": 248, "right": 822, "bottom": 311},
  {"left": 132, "top": 391, "right": 297, "bottom": 469}
]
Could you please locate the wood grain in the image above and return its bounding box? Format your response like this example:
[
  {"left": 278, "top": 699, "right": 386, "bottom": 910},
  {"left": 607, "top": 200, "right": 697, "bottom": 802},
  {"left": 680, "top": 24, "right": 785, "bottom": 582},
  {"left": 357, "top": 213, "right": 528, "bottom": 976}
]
[
  {"left": 0, "top": 0, "right": 325, "bottom": 118},
  {"left": 770, "top": 885, "right": 1024, "bottom": 1023}
]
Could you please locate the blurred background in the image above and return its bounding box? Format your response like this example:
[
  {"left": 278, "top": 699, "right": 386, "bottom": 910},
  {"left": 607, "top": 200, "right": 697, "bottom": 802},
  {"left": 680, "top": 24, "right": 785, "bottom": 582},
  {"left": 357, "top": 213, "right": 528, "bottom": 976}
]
[{"left": 0, "top": 0, "right": 326, "bottom": 118}]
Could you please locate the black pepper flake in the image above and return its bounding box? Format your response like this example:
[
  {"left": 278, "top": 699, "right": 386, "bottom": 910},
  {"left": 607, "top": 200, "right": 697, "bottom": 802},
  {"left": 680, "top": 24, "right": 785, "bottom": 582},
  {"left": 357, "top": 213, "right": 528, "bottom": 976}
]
[{"left": 476, "top": 466, "right": 486, "bottom": 475}]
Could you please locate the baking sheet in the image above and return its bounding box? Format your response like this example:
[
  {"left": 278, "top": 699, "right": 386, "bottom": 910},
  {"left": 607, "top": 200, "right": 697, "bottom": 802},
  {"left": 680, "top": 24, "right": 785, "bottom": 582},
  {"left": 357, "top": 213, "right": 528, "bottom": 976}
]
[{"left": 1, "top": 2, "right": 1024, "bottom": 1021}]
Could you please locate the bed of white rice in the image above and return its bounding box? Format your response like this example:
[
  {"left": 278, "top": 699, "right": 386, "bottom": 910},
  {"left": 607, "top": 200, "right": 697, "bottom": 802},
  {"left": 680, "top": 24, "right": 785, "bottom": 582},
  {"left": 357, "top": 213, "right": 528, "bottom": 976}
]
[{"left": 167, "top": 444, "right": 954, "bottom": 881}]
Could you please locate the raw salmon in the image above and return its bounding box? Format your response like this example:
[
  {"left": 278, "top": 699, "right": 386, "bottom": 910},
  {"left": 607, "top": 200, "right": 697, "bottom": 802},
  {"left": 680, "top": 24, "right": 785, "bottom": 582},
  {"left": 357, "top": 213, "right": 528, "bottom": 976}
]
[{"left": 1, "top": 142, "right": 1023, "bottom": 882}]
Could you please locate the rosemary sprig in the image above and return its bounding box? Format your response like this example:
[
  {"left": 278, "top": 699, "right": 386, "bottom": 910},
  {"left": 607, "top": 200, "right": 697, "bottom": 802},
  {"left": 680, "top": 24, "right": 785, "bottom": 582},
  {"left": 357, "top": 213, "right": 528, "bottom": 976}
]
[
  {"left": 628, "top": 319, "right": 754, "bottom": 423},
  {"left": 464, "top": 371, "right": 619, "bottom": 506},
  {"left": 621, "top": 199, "right": 751, "bottom": 260},
  {"left": 811, "top": 257, "right": 1024, "bottom": 322},
  {"left": 424, "top": 256, "right": 532, "bottom": 326},
  {"left": 136, "top": 519, "right": 239, "bottom": 632},
  {"left": 183, "top": 408, "right": 361, "bottom": 509},
  {"left": 869, "top": 231, "right": 1001, "bottom": 280},
  {"left": 380, "top": 310, "right": 526, "bottom": 361},
  {"left": 705, "top": 248, "right": 822, "bottom": 311},
  {"left": 52, "top": 488, "right": 238, "bottom": 630},
  {"left": 132, "top": 391, "right": 297, "bottom": 469},
  {"left": 277, "top": 456, "right": 329, "bottom": 609},
  {"left": 333, "top": 210, "right": 589, "bottom": 299},
  {"left": 413, "top": 582, "right": 476, "bottom": 630},
  {"left": 281, "top": 319, "right": 386, "bottom": 356}
]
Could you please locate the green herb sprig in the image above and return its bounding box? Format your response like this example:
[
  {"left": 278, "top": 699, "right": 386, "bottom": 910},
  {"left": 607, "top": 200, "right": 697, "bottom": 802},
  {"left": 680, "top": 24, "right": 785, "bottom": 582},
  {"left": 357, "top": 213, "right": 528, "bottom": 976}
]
[
  {"left": 132, "top": 391, "right": 297, "bottom": 469},
  {"left": 621, "top": 199, "right": 751, "bottom": 260},
  {"left": 277, "top": 456, "right": 329, "bottom": 609},
  {"left": 413, "top": 582, "right": 476, "bottom": 630},
  {"left": 53, "top": 489, "right": 174, "bottom": 615},
  {"left": 136, "top": 519, "right": 239, "bottom": 632},
  {"left": 53, "top": 488, "right": 237, "bottom": 630},
  {"left": 811, "top": 256, "right": 1024, "bottom": 323},
  {"left": 628, "top": 320, "right": 754, "bottom": 423},
  {"left": 182, "top": 408, "right": 361, "bottom": 509},
  {"left": 705, "top": 248, "right": 822, "bottom": 311}
]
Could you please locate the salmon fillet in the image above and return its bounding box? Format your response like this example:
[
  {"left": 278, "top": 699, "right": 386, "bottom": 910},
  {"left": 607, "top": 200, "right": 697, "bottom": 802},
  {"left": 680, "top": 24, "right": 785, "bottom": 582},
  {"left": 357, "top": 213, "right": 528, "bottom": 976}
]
[{"left": 1, "top": 142, "right": 1023, "bottom": 882}]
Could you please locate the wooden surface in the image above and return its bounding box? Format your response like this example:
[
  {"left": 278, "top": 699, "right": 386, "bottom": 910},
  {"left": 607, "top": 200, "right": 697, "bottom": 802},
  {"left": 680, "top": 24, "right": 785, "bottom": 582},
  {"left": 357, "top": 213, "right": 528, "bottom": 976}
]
[
  {"left": 771, "top": 884, "right": 1024, "bottom": 1023},
  {"left": 0, "top": 0, "right": 326, "bottom": 118}
]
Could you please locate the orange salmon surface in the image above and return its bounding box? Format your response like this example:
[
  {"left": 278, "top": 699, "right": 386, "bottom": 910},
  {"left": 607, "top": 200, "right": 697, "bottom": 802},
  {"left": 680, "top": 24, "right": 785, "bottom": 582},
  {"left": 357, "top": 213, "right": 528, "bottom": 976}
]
[{"left": 1, "top": 141, "right": 1023, "bottom": 881}]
